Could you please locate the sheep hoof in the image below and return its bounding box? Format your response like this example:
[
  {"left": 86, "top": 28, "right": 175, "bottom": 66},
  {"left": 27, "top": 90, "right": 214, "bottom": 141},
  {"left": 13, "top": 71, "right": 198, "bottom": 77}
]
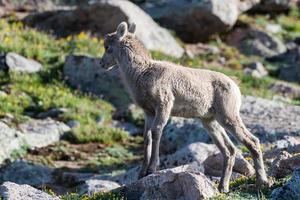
[
  {"left": 146, "top": 168, "right": 157, "bottom": 175},
  {"left": 218, "top": 185, "right": 229, "bottom": 193},
  {"left": 138, "top": 170, "right": 147, "bottom": 179},
  {"left": 256, "top": 178, "right": 273, "bottom": 188}
]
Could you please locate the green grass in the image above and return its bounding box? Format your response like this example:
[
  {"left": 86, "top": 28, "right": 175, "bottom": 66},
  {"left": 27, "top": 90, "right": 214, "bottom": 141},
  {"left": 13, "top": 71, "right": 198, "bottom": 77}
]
[
  {"left": 43, "top": 189, "right": 126, "bottom": 200},
  {"left": 211, "top": 176, "right": 289, "bottom": 200},
  {"left": 85, "top": 144, "right": 136, "bottom": 171},
  {"left": 61, "top": 192, "right": 126, "bottom": 200}
]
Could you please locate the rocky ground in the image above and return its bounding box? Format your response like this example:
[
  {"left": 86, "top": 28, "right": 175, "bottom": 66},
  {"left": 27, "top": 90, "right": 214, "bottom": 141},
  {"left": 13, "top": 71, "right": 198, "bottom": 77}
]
[{"left": 0, "top": 0, "right": 299, "bottom": 200}]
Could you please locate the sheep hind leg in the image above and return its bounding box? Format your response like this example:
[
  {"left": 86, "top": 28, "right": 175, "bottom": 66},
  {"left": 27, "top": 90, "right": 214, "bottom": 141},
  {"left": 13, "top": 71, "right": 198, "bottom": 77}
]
[
  {"left": 216, "top": 114, "right": 269, "bottom": 188},
  {"left": 138, "top": 114, "right": 155, "bottom": 179},
  {"left": 202, "top": 118, "right": 236, "bottom": 193}
]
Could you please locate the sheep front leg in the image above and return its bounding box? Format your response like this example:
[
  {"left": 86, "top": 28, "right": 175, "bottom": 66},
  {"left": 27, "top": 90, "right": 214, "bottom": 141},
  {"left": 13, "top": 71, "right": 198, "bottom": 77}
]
[
  {"left": 147, "top": 104, "right": 172, "bottom": 175},
  {"left": 138, "top": 114, "right": 154, "bottom": 179}
]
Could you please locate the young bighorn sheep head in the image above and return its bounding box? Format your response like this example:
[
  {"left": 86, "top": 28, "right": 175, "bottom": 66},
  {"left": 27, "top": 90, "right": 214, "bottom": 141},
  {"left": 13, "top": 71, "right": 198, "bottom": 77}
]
[{"left": 99, "top": 22, "right": 137, "bottom": 69}]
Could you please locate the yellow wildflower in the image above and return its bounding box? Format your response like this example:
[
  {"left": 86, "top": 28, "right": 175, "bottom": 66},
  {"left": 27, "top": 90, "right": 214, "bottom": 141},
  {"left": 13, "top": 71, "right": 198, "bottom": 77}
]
[
  {"left": 77, "top": 32, "right": 88, "bottom": 40},
  {"left": 66, "top": 35, "right": 72, "bottom": 41},
  {"left": 92, "top": 37, "right": 98, "bottom": 43},
  {"left": 3, "top": 37, "right": 11, "bottom": 44}
]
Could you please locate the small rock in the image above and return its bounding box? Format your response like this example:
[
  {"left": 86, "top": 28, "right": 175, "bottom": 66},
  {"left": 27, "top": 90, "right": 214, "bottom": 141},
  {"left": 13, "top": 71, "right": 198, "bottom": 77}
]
[
  {"left": 203, "top": 152, "right": 255, "bottom": 177},
  {"left": 268, "top": 47, "right": 300, "bottom": 83},
  {"left": 19, "top": 118, "right": 71, "bottom": 148},
  {"left": 243, "top": 62, "right": 268, "bottom": 78},
  {"left": 266, "top": 24, "right": 282, "bottom": 34},
  {"left": 0, "top": 181, "right": 60, "bottom": 200},
  {"left": 0, "top": 160, "right": 54, "bottom": 186},
  {"left": 264, "top": 143, "right": 300, "bottom": 164},
  {"left": 218, "top": 57, "right": 226, "bottom": 65},
  {"left": 0, "top": 118, "right": 70, "bottom": 164},
  {"left": 66, "top": 120, "right": 80, "bottom": 129},
  {"left": 271, "top": 168, "right": 300, "bottom": 200},
  {"left": 78, "top": 179, "right": 120, "bottom": 195},
  {"left": 269, "top": 82, "right": 300, "bottom": 99},
  {"left": 274, "top": 136, "right": 300, "bottom": 149},
  {"left": 4, "top": 52, "right": 42, "bottom": 73},
  {"left": 36, "top": 108, "right": 67, "bottom": 119},
  {"left": 115, "top": 163, "right": 217, "bottom": 200},
  {"left": 111, "top": 120, "right": 142, "bottom": 136},
  {"left": 270, "top": 151, "right": 300, "bottom": 178},
  {"left": 285, "top": 41, "right": 298, "bottom": 50},
  {"left": 185, "top": 43, "right": 220, "bottom": 58}
]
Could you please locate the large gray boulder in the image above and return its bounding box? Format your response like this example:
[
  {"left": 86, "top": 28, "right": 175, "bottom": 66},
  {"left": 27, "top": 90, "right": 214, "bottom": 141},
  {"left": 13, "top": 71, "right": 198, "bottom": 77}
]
[
  {"left": 0, "top": 160, "right": 54, "bottom": 186},
  {"left": 0, "top": 182, "right": 60, "bottom": 200},
  {"left": 141, "top": 0, "right": 260, "bottom": 42},
  {"left": 24, "top": 0, "right": 184, "bottom": 58},
  {"left": 0, "top": 118, "right": 70, "bottom": 163},
  {"left": 226, "top": 27, "right": 286, "bottom": 57},
  {"left": 63, "top": 55, "right": 130, "bottom": 108},
  {"left": 271, "top": 168, "right": 300, "bottom": 200},
  {"left": 115, "top": 163, "right": 217, "bottom": 200}
]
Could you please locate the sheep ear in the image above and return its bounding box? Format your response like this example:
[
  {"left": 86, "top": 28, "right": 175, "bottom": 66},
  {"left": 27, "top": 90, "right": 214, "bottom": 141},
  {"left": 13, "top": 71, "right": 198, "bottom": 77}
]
[
  {"left": 116, "top": 22, "right": 128, "bottom": 40},
  {"left": 128, "top": 23, "right": 136, "bottom": 34}
]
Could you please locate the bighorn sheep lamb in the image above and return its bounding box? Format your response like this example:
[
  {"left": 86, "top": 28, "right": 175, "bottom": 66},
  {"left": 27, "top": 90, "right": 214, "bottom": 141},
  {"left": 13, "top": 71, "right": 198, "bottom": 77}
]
[{"left": 99, "top": 22, "right": 269, "bottom": 192}]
